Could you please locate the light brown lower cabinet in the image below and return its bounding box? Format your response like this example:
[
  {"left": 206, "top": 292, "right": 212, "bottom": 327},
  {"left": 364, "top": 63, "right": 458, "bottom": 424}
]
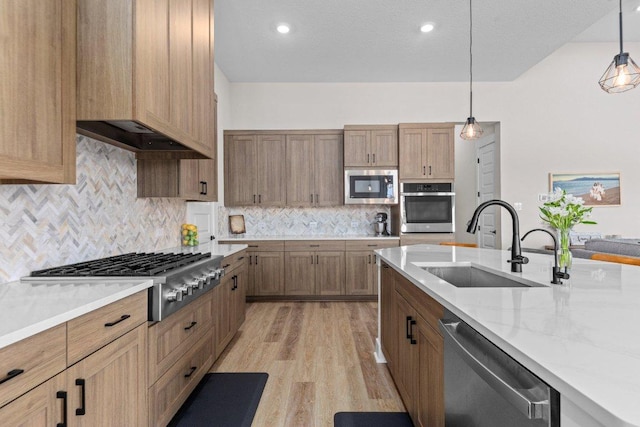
[
  {"left": 149, "top": 331, "right": 213, "bottom": 427},
  {"left": 0, "top": 370, "right": 67, "bottom": 426},
  {"left": 345, "top": 240, "right": 399, "bottom": 295},
  {"left": 381, "top": 262, "right": 444, "bottom": 427},
  {"left": 284, "top": 251, "right": 346, "bottom": 296},
  {"left": 67, "top": 323, "right": 148, "bottom": 426},
  {"left": 216, "top": 250, "right": 248, "bottom": 354}
]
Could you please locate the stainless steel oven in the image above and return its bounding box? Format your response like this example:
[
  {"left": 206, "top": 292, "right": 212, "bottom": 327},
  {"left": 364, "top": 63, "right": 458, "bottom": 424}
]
[
  {"left": 344, "top": 169, "right": 398, "bottom": 204},
  {"left": 400, "top": 182, "right": 455, "bottom": 233}
]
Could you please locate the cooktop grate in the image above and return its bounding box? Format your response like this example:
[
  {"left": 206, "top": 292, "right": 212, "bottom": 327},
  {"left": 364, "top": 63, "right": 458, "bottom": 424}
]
[{"left": 29, "top": 252, "right": 212, "bottom": 277}]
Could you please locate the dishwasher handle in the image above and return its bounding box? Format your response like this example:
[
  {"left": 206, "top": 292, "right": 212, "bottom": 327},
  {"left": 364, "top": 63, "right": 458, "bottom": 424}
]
[{"left": 439, "top": 319, "right": 550, "bottom": 421}]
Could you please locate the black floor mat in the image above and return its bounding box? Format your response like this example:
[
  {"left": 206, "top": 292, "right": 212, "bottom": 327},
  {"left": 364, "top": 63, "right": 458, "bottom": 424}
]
[
  {"left": 334, "top": 411, "right": 414, "bottom": 427},
  {"left": 168, "top": 372, "right": 268, "bottom": 427}
]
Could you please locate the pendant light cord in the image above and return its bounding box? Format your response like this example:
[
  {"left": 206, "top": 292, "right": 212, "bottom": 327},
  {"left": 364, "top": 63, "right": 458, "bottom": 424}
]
[
  {"left": 469, "top": 0, "right": 474, "bottom": 117},
  {"left": 618, "top": 0, "right": 624, "bottom": 54}
]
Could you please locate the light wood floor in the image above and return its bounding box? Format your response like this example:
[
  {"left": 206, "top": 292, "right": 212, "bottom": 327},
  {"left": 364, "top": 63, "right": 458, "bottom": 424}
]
[{"left": 210, "top": 301, "right": 405, "bottom": 427}]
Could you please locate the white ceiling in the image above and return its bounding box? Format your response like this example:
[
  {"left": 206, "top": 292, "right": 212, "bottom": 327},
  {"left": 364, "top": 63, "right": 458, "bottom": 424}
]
[{"left": 214, "top": 0, "right": 640, "bottom": 83}]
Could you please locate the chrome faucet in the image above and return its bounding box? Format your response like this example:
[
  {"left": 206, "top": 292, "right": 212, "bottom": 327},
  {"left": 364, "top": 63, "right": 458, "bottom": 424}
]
[
  {"left": 467, "top": 200, "right": 529, "bottom": 272},
  {"left": 521, "top": 228, "right": 570, "bottom": 284}
]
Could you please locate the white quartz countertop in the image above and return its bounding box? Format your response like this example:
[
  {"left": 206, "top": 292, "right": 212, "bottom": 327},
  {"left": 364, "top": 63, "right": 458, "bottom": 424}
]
[
  {"left": 376, "top": 244, "right": 640, "bottom": 427},
  {"left": 0, "top": 279, "right": 153, "bottom": 350},
  {"left": 218, "top": 235, "right": 400, "bottom": 241}
]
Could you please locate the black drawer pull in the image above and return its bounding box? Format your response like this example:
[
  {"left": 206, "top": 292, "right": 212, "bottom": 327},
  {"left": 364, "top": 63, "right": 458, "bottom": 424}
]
[
  {"left": 56, "top": 391, "right": 67, "bottom": 427},
  {"left": 0, "top": 368, "right": 24, "bottom": 385},
  {"left": 367, "top": 244, "right": 378, "bottom": 247},
  {"left": 248, "top": 245, "right": 258, "bottom": 248},
  {"left": 223, "top": 263, "right": 231, "bottom": 269},
  {"left": 184, "top": 366, "right": 197, "bottom": 378},
  {"left": 409, "top": 319, "right": 417, "bottom": 345},
  {"left": 184, "top": 321, "right": 197, "bottom": 330},
  {"left": 75, "top": 379, "right": 86, "bottom": 416},
  {"left": 310, "top": 244, "right": 320, "bottom": 247},
  {"left": 104, "top": 314, "right": 131, "bottom": 327},
  {"left": 406, "top": 316, "right": 412, "bottom": 339},
  {"left": 238, "top": 256, "right": 245, "bottom": 260}
]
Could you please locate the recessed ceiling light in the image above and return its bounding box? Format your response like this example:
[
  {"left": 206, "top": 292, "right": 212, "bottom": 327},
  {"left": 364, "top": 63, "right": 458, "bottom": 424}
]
[
  {"left": 636, "top": 5, "right": 640, "bottom": 12},
  {"left": 277, "top": 24, "right": 290, "bottom": 34},
  {"left": 420, "top": 23, "right": 435, "bottom": 33}
]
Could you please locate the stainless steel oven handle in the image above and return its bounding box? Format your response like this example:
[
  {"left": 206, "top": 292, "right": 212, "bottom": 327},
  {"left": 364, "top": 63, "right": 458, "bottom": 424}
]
[
  {"left": 400, "top": 192, "right": 456, "bottom": 197},
  {"left": 438, "top": 319, "right": 550, "bottom": 421}
]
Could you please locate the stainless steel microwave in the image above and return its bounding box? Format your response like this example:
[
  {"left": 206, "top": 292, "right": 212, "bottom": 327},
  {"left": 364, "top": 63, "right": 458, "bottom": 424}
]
[{"left": 344, "top": 169, "right": 398, "bottom": 205}]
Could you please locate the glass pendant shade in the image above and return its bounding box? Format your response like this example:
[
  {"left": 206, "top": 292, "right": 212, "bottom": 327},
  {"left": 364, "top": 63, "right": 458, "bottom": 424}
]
[
  {"left": 460, "top": 117, "right": 483, "bottom": 140},
  {"left": 598, "top": 53, "right": 640, "bottom": 93}
]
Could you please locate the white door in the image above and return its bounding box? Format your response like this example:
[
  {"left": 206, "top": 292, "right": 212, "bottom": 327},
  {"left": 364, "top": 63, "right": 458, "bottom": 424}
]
[
  {"left": 186, "top": 202, "right": 216, "bottom": 242},
  {"left": 477, "top": 139, "right": 499, "bottom": 249}
]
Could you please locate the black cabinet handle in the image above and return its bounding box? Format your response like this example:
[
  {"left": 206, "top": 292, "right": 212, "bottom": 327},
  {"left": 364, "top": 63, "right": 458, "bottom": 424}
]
[
  {"left": 315, "top": 194, "right": 319, "bottom": 204},
  {"left": 310, "top": 194, "right": 314, "bottom": 203},
  {"left": 56, "top": 391, "right": 67, "bottom": 427},
  {"left": 223, "top": 263, "right": 231, "bottom": 269},
  {"left": 409, "top": 319, "right": 417, "bottom": 345},
  {"left": 0, "top": 368, "right": 24, "bottom": 385},
  {"left": 310, "top": 255, "right": 314, "bottom": 264},
  {"left": 184, "top": 366, "right": 197, "bottom": 378},
  {"left": 238, "top": 256, "right": 245, "bottom": 261},
  {"left": 310, "top": 244, "right": 320, "bottom": 247},
  {"left": 372, "top": 153, "right": 376, "bottom": 164},
  {"left": 75, "top": 379, "right": 86, "bottom": 416},
  {"left": 104, "top": 314, "right": 131, "bottom": 327},
  {"left": 184, "top": 321, "right": 197, "bottom": 331},
  {"left": 253, "top": 194, "right": 256, "bottom": 203},
  {"left": 423, "top": 165, "right": 426, "bottom": 175},
  {"left": 368, "top": 254, "right": 371, "bottom": 264},
  {"left": 199, "top": 181, "right": 206, "bottom": 195},
  {"left": 249, "top": 255, "right": 252, "bottom": 265},
  {"left": 258, "top": 194, "right": 261, "bottom": 203},
  {"left": 367, "top": 153, "right": 370, "bottom": 163},
  {"left": 367, "top": 244, "right": 378, "bottom": 247},
  {"left": 406, "top": 316, "right": 412, "bottom": 339},
  {"left": 255, "top": 255, "right": 259, "bottom": 265},
  {"left": 429, "top": 165, "right": 432, "bottom": 175},
  {"left": 203, "top": 181, "right": 208, "bottom": 195},
  {"left": 316, "top": 255, "right": 319, "bottom": 264}
]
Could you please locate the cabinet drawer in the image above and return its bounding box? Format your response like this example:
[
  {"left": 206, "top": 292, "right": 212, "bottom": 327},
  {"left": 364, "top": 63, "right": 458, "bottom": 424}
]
[
  {"left": 149, "top": 331, "right": 214, "bottom": 427},
  {"left": 220, "top": 240, "right": 284, "bottom": 252},
  {"left": 395, "top": 274, "right": 443, "bottom": 330},
  {"left": 147, "top": 290, "right": 213, "bottom": 384},
  {"left": 0, "top": 324, "right": 66, "bottom": 408},
  {"left": 345, "top": 239, "right": 399, "bottom": 251},
  {"left": 67, "top": 291, "right": 148, "bottom": 365},
  {"left": 221, "top": 249, "right": 247, "bottom": 275},
  {"left": 285, "top": 240, "right": 345, "bottom": 251}
]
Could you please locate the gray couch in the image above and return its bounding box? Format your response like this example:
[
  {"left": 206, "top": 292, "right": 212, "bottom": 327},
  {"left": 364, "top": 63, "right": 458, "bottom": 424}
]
[
  {"left": 522, "top": 238, "right": 640, "bottom": 260},
  {"left": 572, "top": 238, "right": 640, "bottom": 259}
]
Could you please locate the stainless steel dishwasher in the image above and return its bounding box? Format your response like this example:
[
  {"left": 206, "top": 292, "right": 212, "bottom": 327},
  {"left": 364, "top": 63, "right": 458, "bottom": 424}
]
[{"left": 439, "top": 312, "right": 560, "bottom": 427}]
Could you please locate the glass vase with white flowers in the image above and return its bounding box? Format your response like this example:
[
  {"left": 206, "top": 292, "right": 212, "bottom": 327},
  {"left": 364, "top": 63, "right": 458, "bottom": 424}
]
[{"left": 539, "top": 188, "right": 596, "bottom": 270}]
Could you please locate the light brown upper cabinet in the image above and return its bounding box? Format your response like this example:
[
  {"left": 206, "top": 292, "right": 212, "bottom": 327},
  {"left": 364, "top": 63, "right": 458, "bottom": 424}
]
[
  {"left": 398, "top": 124, "right": 454, "bottom": 181},
  {"left": 286, "top": 132, "right": 344, "bottom": 207},
  {"left": 344, "top": 125, "right": 398, "bottom": 168},
  {"left": 224, "top": 133, "right": 287, "bottom": 207},
  {"left": 76, "top": 0, "right": 215, "bottom": 158},
  {"left": 0, "top": 0, "right": 76, "bottom": 184}
]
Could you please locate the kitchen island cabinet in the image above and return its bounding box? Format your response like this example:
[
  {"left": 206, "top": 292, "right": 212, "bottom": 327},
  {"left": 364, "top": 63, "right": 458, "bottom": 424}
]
[
  {"left": 0, "top": 0, "right": 76, "bottom": 184},
  {"left": 76, "top": 0, "right": 215, "bottom": 158},
  {"left": 344, "top": 125, "right": 398, "bottom": 167},
  {"left": 216, "top": 249, "right": 248, "bottom": 353},
  {"left": 398, "top": 123, "right": 454, "bottom": 181},
  {"left": 0, "top": 371, "right": 67, "bottom": 426},
  {"left": 381, "top": 262, "right": 444, "bottom": 426},
  {"left": 376, "top": 244, "right": 640, "bottom": 427}
]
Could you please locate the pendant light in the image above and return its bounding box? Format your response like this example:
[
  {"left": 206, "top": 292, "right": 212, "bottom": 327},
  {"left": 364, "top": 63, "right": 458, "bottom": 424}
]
[
  {"left": 460, "top": 0, "right": 483, "bottom": 140},
  {"left": 598, "top": 0, "right": 640, "bottom": 93}
]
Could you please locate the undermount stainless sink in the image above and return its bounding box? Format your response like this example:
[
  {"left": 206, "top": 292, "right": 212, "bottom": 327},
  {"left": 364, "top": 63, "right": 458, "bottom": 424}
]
[{"left": 423, "top": 266, "right": 545, "bottom": 288}]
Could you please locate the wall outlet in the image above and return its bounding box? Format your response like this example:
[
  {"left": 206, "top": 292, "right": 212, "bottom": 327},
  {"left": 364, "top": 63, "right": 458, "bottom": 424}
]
[
  {"left": 309, "top": 221, "right": 318, "bottom": 228},
  {"left": 514, "top": 202, "right": 523, "bottom": 211},
  {"left": 538, "top": 193, "right": 549, "bottom": 202},
  {"left": 351, "top": 221, "right": 359, "bottom": 228}
]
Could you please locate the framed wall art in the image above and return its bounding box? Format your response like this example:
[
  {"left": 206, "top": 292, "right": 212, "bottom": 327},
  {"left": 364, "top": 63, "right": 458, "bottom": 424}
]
[{"left": 549, "top": 172, "right": 621, "bottom": 207}]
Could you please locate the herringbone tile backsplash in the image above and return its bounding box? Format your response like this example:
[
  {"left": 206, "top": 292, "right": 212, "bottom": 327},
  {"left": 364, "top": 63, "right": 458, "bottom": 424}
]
[{"left": 0, "top": 135, "right": 186, "bottom": 284}]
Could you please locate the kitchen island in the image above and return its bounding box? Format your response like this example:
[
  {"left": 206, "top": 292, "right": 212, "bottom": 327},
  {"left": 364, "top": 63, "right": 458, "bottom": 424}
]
[{"left": 375, "top": 244, "right": 640, "bottom": 427}]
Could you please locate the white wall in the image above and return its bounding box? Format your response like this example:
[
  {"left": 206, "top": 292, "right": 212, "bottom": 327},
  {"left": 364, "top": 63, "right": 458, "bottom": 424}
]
[{"left": 225, "top": 42, "right": 640, "bottom": 248}]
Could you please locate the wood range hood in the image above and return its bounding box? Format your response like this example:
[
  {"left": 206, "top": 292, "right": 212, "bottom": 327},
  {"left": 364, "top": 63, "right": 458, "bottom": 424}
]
[{"left": 76, "top": 120, "right": 209, "bottom": 160}]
